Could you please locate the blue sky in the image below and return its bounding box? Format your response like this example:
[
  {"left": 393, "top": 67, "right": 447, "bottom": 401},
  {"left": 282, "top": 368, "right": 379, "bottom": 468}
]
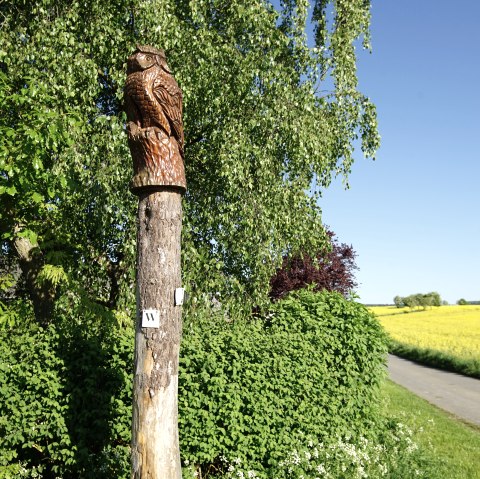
[{"left": 318, "top": 0, "right": 480, "bottom": 304}]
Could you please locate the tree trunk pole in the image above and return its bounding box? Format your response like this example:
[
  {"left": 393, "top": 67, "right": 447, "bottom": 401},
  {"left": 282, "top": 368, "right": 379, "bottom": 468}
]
[
  {"left": 131, "top": 189, "right": 183, "bottom": 478},
  {"left": 124, "top": 45, "right": 187, "bottom": 479}
]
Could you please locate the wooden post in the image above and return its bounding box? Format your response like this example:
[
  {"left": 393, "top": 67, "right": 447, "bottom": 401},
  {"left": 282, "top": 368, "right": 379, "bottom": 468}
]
[
  {"left": 124, "top": 45, "right": 186, "bottom": 478},
  {"left": 131, "top": 189, "right": 183, "bottom": 478}
]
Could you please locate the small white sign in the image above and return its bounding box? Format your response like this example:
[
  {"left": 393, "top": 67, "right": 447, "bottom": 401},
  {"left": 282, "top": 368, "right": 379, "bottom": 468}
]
[
  {"left": 175, "top": 288, "right": 185, "bottom": 306},
  {"left": 142, "top": 309, "right": 160, "bottom": 328}
]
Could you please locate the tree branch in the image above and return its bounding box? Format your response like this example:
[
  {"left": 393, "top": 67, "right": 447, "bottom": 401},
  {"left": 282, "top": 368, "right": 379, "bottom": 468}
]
[{"left": 13, "top": 227, "right": 56, "bottom": 326}]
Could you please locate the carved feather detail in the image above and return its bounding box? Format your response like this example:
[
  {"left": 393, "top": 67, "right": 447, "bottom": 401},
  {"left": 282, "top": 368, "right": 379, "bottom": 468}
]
[{"left": 125, "top": 46, "right": 186, "bottom": 193}]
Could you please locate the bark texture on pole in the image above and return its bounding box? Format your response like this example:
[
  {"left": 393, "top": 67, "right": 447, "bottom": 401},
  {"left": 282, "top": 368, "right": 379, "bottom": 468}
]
[
  {"left": 125, "top": 45, "right": 186, "bottom": 479},
  {"left": 132, "top": 190, "right": 183, "bottom": 478}
]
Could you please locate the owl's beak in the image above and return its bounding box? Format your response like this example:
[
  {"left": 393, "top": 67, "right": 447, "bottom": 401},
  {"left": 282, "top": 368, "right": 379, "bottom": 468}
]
[{"left": 127, "top": 56, "right": 140, "bottom": 74}]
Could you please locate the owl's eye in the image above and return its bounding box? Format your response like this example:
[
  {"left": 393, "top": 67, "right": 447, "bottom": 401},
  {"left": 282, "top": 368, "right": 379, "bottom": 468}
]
[{"left": 145, "top": 55, "right": 152, "bottom": 61}]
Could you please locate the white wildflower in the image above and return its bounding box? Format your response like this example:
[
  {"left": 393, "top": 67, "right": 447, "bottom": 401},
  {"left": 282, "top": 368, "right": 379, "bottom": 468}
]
[
  {"left": 406, "top": 438, "right": 419, "bottom": 454},
  {"left": 292, "top": 450, "right": 301, "bottom": 465}
]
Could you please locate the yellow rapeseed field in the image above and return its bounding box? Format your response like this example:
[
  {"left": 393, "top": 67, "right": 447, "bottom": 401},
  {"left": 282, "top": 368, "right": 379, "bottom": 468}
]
[{"left": 369, "top": 305, "right": 480, "bottom": 363}]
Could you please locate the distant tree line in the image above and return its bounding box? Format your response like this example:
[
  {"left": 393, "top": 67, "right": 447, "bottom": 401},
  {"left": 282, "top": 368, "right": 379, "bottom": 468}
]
[
  {"left": 393, "top": 292, "right": 442, "bottom": 309},
  {"left": 457, "top": 298, "right": 480, "bottom": 305}
]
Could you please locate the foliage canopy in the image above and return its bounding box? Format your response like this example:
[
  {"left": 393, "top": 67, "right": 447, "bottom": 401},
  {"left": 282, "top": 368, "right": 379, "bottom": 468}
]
[
  {"left": 269, "top": 229, "right": 358, "bottom": 300},
  {"left": 0, "top": 0, "right": 379, "bottom": 322}
]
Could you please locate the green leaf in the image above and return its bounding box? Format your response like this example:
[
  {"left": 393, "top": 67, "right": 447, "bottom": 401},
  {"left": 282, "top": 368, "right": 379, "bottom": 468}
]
[
  {"left": 6, "top": 186, "right": 17, "bottom": 196},
  {"left": 31, "top": 192, "right": 44, "bottom": 203}
]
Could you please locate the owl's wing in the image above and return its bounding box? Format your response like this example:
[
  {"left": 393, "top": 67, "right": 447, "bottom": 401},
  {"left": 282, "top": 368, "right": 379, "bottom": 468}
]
[
  {"left": 153, "top": 75, "right": 184, "bottom": 155},
  {"left": 124, "top": 76, "right": 142, "bottom": 126}
]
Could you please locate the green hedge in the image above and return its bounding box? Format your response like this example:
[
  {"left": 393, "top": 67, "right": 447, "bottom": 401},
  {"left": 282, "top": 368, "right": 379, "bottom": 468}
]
[
  {"left": 389, "top": 340, "right": 480, "bottom": 379},
  {"left": 0, "top": 290, "right": 388, "bottom": 477},
  {"left": 0, "top": 306, "right": 133, "bottom": 478},
  {"left": 179, "top": 289, "right": 388, "bottom": 475}
]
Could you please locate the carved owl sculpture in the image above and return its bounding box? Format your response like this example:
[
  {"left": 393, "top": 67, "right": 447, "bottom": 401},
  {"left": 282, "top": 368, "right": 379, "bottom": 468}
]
[{"left": 125, "top": 45, "right": 186, "bottom": 193}]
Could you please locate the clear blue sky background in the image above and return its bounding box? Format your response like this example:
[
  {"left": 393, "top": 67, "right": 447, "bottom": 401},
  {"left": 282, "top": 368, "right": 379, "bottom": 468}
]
[{"left": 317, "top": 0, "right": 480, "bottom": 305}]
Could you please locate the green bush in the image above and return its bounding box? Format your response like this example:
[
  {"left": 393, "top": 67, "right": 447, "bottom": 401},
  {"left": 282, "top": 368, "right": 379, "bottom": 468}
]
[
  {"left": 207, "top": 421, "right": 435, "bottom": 479},
  {"left": 388, "top": 340, "right": 480, "bottom": 379},
  {"left": 1, "top": 290, "right": 388, "bottom": 477},
  {"left": 0, "top": 303, "right": 133, "bottom": 479},
  {"left": 179, "top": 289, "right": 388, "bottom": 475}
]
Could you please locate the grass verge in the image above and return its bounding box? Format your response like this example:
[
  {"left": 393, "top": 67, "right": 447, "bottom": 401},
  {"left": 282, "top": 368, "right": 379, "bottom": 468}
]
[
  {"left": 382, "top": 379, "right": 480, "bottom": 479},
  {"left": 389, "top": 340, "right": 480, "bottom": 379}
]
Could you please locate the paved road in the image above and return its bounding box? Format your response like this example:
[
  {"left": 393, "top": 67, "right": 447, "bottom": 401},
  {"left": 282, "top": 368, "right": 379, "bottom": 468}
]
[{"left": 388, "top": 354, "right": 480, "bottom": 426}]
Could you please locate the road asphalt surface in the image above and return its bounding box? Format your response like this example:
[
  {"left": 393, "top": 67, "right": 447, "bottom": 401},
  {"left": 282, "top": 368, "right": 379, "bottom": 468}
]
[{"left": 387, "top": 354, "right": 480, "bottom": 426}]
